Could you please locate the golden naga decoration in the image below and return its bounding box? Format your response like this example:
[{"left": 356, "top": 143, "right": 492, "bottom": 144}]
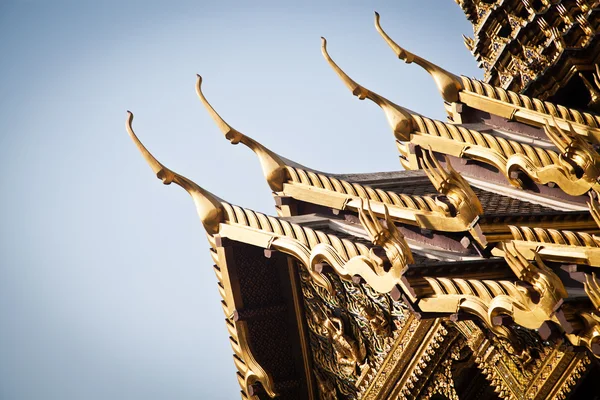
[
  {"left": 419, "top": 244, "right": 567, "bottom": 340},
  {"left": 506, "top": 117, "right": 600, "bottom": 196},
  {"left": 195, "top": 75, "right": 289, "bottom": 191},
  {"left": 359, "top": 199, "right": 414, "bottom": 273},
  {"left": 320, "top": 37, "right": 414, "bottom": 141},
  {"left": 321, "top": 33, "right": 587, "bottom": 196},
  {"left": 126, "top": 111, "right": 224, "bottom": 234},
  {"left": 374, "top": 12, "right": 464, "bottom": 103},
  {"left": 283, "top": 164, "right": 490, "bottom": 239},
  {"left": 566, "top": 273, "right": 600, "bottom": 356},
  {"left": 580, "top": 65, "right": 600, "bottom": 111},
  {"left": 400, "top": 113, "right": 559, "bottom": 189},
  {"left": 419, "top": 148, "right": 486, "bottom": 245},
  {"left": 588, "top": 190, "right": 600, "bottom": 227},
  {"left": 371, "top": 15, "right": 600, "bottom": 140},
  {"left": 504, "top": 244, "right": 568, "bottom": 323},
  {"left": 310, "top": 200, "right": 413, "bottom": 294}
]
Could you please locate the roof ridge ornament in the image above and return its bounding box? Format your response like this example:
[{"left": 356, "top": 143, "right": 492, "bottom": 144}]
[
  {"left": 419, "top": 148, "right": 486, "bottom": 245},
  {"left": 126, "top": 111, "right": 224, "bottom": 234},
  {"left": 320, "top": 37, "right": 414, "bottom": 140},
  {"left": 374, "top": 11, "right": 464, "bottom": 103},
  {"left": 195, "top": 75, "right": 288, "bottom": 192},
  {"left": 506, "top": 116, "right": 600, "bottom": 196},
  {"left": 580, "top": 65, "right": 600, "bottom": 112}
]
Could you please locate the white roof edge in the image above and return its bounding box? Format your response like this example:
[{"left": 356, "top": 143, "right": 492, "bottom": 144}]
[{"left": 464, "top": 176, "right": 588, "bottom": 211}]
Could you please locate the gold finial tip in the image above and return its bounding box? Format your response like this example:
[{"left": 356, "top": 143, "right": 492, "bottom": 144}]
[{"left": 374, "top": 11, "right": 382, "bottom": 25}]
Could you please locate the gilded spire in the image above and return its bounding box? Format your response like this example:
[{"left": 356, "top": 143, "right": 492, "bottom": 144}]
[
  {"left": 126, "top": 111, "right": 224, "bottom": 234},
  {"left": 320, "top": 37, "right": 414, "bottom": 141},
  {"left": 195, "top": 75, "right": 288, "bottom": 192},
  {"left": 374, "top": 12, "right": 464, "bottom": 103}
]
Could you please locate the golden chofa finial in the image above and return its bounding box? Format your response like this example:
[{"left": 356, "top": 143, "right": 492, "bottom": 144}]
[
  {"left": 374, "top": 12, "right": 464, "bottom": 103},
  {"left": 320, "top": 37, "right": 414, "bottom": 141},
  {"left": 195, "top": 75, "right": 288, "bottom": 192},
  {"left": 126, "top": 111, "right": 224, "bottom": 234}
]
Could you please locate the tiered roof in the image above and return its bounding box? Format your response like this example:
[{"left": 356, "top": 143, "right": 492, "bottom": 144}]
[
  {"left": 455, "top": 0, "right": 600, "bottom": 108},
  {"left": 126, "top": 8, "right": 600, "bottom": 400}
]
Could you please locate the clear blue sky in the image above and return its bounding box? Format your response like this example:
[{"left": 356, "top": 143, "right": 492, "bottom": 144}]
[{"left": 0, "top": 1, "right": 480, "bottom": 399}]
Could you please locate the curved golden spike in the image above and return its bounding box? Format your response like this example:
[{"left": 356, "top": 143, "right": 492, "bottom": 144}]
[
  {"left": 588, "top": 191, "right": 600, "bottom": 229},
  {"left": 462, "top": 34, "right": 475, "bottom": 52},
  {"left": 374, "top": 12, "right": 464, "bottom": 103},
  {"left": 580, "top": 69, "right": 600, "bottom": 111},
  {"left": 320, "top": 37, "right": 414, "bottom": 141},
  {"left": 195, "top": 75, "right": 288, "bottom": 192},
  {"left": 126, "top": 111, "right": 224, "bottom": 234}
]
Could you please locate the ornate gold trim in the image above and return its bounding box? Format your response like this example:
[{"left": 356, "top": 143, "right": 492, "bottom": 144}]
[
  {"left": 283, "top": 154, "right": 485, "bottom": 241},
  {"left": 506, "top": 118, "right": 600, "bottom": 195},
  {"left": 454, "top": 320, "right": 591, "bottom": 400},
  {"left": 220, "top": 199, "right": 413, "bottom": 295},
  {"left": 458, "top": 78, "right": 600, "bottom": 141},
  {"left": 319, "top": 42, "right": 599, "bottom": 196},
  {"left": 372, "top": 14, "right": 600, "bottom": 140},
  {"left": 419, "top": 244, "right": 566, "bottom": 338},
  {"left": 509, "top": 225, "right": 600, "bottom": 265}
]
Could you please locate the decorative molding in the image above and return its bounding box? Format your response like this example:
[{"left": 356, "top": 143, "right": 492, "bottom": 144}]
[{"left": 458, "top": 76, "right": 600, "bottom": 141}]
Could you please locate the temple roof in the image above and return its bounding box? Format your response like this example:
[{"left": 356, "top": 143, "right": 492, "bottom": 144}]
[{"left": 126, "top": 8, "right": 600, "bottom": 400}]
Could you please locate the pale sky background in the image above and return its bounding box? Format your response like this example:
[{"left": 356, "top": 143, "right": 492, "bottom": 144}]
[{"left": 0, "top": 1, "right": 481, "bottom": 399}]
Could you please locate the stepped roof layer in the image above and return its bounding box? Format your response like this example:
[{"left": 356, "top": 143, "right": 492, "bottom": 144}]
[
  {"left": 126, "top": 8, "right": 600, "bottom": 400},
  {"left": 455, "top": 0, "right": 600, "bottom": 108}
]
